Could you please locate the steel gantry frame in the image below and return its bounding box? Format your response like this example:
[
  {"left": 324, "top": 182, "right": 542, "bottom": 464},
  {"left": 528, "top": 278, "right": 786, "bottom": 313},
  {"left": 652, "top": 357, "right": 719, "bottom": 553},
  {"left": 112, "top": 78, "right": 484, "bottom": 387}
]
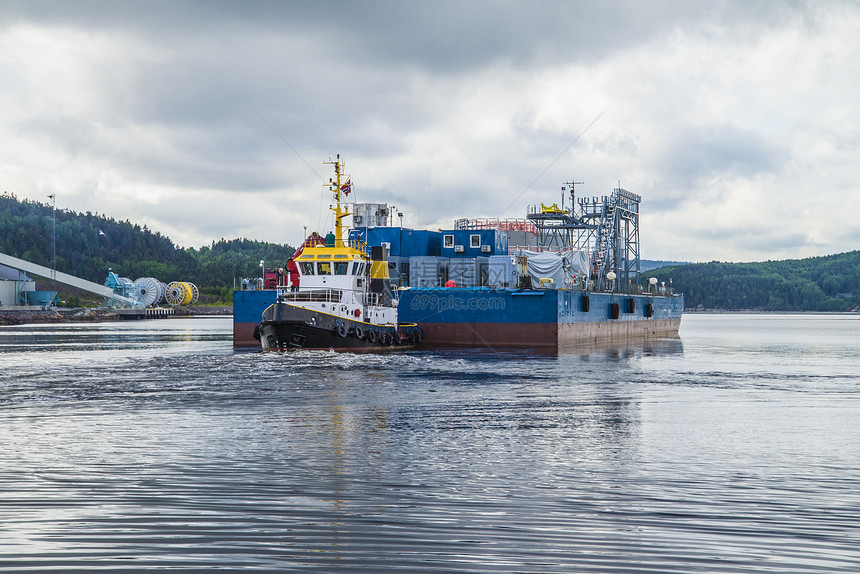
[{"left": 526, "top": 184, "right": 641, "bottom": 294}]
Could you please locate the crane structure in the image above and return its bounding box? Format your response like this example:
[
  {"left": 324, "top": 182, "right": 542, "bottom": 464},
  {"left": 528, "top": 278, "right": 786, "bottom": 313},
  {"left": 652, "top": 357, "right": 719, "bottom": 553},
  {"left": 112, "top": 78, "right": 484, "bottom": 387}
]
[{"left": 526, "top": 183, "right": 641, "bottom": 294}]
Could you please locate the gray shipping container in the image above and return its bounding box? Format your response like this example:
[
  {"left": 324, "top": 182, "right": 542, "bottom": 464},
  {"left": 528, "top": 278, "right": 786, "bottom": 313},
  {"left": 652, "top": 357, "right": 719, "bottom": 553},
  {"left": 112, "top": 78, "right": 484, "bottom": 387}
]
[
  {"left": 448, "top": 257, "right": 489, "bottom": 287},
  {"left": 488, "top": 255, "right": 516, "bottom": 288},
  {"left": 387, "top": 255, "right": 406, "bottom": 288},
  {"left": 409, "top": 256, "right": 448, "bottom": 288}
]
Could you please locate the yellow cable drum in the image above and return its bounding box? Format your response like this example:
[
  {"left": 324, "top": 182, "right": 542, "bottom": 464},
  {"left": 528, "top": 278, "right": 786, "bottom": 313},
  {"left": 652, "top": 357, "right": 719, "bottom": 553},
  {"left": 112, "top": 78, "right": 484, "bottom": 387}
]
[{"left": 164, "top": 281, "right": 199, "bottom": 306}]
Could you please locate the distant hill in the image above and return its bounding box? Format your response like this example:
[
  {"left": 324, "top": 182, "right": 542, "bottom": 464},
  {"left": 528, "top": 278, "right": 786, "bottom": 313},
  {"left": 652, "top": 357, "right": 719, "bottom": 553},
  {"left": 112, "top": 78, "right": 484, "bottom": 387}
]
[
  {"left": 649, "top": 253, "right": 860, "bottom": 312},
  {"left": 6, "top": 192, "right": 859, "bottom": 311},
  {"left": 640, "top": 259, "right": 689, "bottom": 272},
  {"left": 0, "top": 193, "right": 295, "bottom": 302}
]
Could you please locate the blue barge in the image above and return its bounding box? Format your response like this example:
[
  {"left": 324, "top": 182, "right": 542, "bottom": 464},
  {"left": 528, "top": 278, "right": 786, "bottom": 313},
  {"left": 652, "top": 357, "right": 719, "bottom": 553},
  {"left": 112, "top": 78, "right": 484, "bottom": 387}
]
[
  {"left": 235, "top": 286, "right": 682, "bottom": 349},
  {"left": 233, "top": 166, "right": 683, "bottom": 350}
]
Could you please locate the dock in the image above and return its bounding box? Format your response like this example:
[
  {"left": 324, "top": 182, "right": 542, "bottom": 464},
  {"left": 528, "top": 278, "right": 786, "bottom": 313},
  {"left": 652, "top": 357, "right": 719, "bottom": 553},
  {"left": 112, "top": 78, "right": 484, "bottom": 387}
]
[{"left": 115, "top": 307, "right": 175, "bottom": 320}]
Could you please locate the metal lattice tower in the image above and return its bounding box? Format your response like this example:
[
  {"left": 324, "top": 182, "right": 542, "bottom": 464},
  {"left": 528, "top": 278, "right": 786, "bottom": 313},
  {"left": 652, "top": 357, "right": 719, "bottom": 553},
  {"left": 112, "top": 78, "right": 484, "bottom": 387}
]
[
  {"left": 584, "top": 188, "right": 640, "bottom": 293},
  {"left": 527, "top": 183, "right": 641, "bottom": 293}
]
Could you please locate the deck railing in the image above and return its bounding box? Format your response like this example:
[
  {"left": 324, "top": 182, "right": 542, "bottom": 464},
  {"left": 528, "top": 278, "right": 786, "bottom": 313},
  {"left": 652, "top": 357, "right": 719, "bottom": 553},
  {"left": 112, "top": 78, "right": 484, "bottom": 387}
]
[{"left": 278, "top": 288, "right": 343, "bottom": 303}]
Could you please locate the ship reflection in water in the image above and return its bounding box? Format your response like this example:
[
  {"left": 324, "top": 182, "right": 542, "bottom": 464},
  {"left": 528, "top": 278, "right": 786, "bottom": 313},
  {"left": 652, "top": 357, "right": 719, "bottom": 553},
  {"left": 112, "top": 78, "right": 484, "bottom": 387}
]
[{"left": 1, "top": 315, "right": 858, "bottom": 572}]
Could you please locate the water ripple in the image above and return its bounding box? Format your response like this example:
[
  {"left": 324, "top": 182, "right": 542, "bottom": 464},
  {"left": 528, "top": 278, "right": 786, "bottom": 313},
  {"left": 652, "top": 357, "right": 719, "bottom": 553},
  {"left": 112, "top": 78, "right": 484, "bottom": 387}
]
[{"left": 1, "top": 315, "right": 860, "bottom": 571}]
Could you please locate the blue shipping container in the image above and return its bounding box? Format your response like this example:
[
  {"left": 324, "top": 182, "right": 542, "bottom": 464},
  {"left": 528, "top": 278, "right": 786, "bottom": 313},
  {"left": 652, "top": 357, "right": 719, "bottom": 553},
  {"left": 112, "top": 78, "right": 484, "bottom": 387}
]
[{"left": 440, "top": 229, "right": 507, "bottom": 257}]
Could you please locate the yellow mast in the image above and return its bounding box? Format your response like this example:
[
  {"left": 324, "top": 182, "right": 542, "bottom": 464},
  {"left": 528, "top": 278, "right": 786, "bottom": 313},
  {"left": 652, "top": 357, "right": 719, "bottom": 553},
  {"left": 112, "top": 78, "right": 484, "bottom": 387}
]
[{"left": 325, "top": 154, "right": 351, "bottom": 247}]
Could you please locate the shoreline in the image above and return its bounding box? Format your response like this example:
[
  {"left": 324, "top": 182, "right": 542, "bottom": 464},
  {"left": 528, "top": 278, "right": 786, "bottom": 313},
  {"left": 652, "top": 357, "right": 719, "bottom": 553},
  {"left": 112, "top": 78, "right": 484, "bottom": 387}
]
[
  {"left": 0, "top": 306, "right": 233, "bottom": 326},
  {"left": 4, "top": 307, "right": 857, "bottom": 327},
  {"left": 685, "top": 309, "right": 860, "bottom": 314}
]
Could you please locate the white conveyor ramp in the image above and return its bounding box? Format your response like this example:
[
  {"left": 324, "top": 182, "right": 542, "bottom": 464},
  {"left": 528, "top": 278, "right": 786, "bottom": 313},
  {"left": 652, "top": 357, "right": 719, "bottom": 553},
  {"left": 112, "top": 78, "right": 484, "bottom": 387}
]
[{"left": 0, "top": 252, "right": 139, "bottom": 307}]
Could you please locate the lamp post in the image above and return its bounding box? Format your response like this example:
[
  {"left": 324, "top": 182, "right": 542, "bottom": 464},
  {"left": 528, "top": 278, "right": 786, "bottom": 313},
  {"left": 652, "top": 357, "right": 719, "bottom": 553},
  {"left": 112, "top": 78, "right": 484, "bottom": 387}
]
[{"left": 47, "top": 194, "right": 56, "bottom": 293}]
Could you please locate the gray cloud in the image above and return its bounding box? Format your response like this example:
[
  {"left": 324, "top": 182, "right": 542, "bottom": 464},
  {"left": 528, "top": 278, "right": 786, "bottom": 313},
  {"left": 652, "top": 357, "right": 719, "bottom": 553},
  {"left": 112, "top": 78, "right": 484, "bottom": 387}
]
[
  {"left": 664, "top": 123, "right": 787, "bottom": 188},
  {"left": 1, "top": 0, "right": 857, "bottom": 262}
]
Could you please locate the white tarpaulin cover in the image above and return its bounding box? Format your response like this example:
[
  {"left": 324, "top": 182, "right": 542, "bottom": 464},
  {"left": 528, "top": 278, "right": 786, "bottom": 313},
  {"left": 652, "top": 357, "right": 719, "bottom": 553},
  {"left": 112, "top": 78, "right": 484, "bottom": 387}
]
[{"left": 518, "top": 250, "right": 590, "bottom": 289}]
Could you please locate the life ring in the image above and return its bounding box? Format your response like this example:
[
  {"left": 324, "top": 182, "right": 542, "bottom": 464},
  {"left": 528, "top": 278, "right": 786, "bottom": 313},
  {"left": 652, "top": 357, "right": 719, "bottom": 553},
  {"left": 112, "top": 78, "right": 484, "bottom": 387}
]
[
  {"left": 335, "top": 322, "right": 347, "bottom": 338},
  {"left": 367, "top": 329, "right": 378, "bottom": 343},
  {"left": 354, "top": 325, "right": 364, "bottom": 340}
]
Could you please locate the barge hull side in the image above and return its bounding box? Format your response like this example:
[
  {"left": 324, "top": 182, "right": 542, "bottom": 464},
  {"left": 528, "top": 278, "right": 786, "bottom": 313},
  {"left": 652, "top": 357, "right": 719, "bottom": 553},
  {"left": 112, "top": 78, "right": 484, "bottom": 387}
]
[
  {"left": 234, "top": 322, "right": 260, "bottom": 347},
  {"left": 558, "top": 317, "right": 681, "bottom": 349},
  {"left": 420, "top": 321, "right": 557, "bottom": 347},
  {"left": 233, "top": 288, "right": 684, "bottom": 348},
  {"left": 419, "top": 317, "right": 681, "bottom": 348},
  {"left": 233, "top": 289, "right": 276, "bottom": 347}
]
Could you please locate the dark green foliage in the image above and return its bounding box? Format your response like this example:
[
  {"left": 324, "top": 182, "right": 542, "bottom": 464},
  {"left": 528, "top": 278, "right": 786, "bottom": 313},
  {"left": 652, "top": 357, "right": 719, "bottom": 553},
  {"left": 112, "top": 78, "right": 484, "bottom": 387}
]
[
  {"left": 0, "top": 193, "right": 294, "bottom": 298},
  {"left": 10, "top": 191, "right": 857, "bottom": 312},
  {"left": 649, "top": 253, "right": 860, "bottom": 311}
]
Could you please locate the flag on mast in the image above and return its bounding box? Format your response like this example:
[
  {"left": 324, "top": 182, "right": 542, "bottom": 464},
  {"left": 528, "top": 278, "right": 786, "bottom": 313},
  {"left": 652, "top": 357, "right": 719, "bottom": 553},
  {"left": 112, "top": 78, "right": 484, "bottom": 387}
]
[{"left": 340, "top": 179, "right": 352, "bottom": 196}]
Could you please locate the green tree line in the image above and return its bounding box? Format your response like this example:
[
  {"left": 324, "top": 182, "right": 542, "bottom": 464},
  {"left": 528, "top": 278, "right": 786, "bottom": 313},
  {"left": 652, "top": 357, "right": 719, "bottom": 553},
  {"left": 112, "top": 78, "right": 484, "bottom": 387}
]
[
  {"left": 649, "top": 252, "right": 860, "bottom": 311},
  {"left": 7, "top": 192, "right": 859, "bottom": 311},
  {"left": 1, "top": 193, "right": 295, "bottom": 303}
]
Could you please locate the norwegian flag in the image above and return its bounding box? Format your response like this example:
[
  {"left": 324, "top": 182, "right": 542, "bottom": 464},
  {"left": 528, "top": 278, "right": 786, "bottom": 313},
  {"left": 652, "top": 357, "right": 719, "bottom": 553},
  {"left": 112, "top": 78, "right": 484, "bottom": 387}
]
[{"left": 340, "top": 179, "right": 352, "bottom": 196}]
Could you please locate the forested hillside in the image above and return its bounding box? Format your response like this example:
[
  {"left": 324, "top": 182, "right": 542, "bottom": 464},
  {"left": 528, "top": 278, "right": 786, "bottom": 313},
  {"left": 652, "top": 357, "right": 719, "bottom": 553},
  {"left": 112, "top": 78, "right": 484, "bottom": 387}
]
[
  {"left": 6, "top": 192, "right": 860, "bottom": 312},
  {"left": 649, "top": 252, "right": 860, "bottom": 311},
  {"left": 0, "top": 193, "right": 295, "bottom": 300}
]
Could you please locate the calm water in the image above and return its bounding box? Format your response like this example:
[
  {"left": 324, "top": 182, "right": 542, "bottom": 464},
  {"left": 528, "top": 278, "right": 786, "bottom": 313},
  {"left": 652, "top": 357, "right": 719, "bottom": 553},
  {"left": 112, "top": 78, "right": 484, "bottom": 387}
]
[{"left": 0, "top": 314, "right": 858, "bottom": 573}]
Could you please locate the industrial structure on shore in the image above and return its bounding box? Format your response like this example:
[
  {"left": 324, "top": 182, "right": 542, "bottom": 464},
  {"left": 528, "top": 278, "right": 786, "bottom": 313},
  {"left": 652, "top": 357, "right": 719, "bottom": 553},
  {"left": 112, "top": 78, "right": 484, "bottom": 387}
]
[{"left": 0, "top": 252, "right": 198, "bottom": 312}]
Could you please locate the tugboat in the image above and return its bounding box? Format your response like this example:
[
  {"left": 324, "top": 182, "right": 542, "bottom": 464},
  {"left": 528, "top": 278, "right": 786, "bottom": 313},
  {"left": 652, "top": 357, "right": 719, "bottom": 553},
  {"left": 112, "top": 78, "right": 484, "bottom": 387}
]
[{"left": 256, "top": 155, "right": 424, "bottom": 351}]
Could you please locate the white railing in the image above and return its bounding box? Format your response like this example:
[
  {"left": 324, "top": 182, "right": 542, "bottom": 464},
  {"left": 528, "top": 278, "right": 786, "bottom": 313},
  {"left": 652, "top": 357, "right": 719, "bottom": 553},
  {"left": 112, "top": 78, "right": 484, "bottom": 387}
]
[{"left": 278, "top": 288, "right": 343, "bottom": 303}]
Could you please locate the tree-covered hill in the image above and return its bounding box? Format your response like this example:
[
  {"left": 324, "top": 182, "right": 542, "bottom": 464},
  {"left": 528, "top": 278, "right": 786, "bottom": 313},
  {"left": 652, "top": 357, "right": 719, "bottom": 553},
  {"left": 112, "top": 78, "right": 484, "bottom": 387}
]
[
  {"left": 0, "top": 193, "right": 295, "bottom": 296},
  {"left": 7, "top": 192, "right": 860, "bottom": 312},
  {"left": 649, "top": 252, "right": 860, "bottom": 311}
]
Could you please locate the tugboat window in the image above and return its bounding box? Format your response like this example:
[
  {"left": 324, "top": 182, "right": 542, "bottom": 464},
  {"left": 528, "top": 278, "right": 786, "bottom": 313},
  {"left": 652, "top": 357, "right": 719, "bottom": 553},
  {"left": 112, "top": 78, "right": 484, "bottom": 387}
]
[
  {"left": 334, "top": 262, "right": 349, "bottom": 275},
  {"left": 317, "top": 262, "right": 332, "bottom": 275},
  {"left": 444, "top": 234, "right": 454, "bottom": 248},
  {"left": 470, "top": 234, "right": 481, "bottom": 248},
  {"left": 300, "top": 262, "right": 314, "bottom": 275}
]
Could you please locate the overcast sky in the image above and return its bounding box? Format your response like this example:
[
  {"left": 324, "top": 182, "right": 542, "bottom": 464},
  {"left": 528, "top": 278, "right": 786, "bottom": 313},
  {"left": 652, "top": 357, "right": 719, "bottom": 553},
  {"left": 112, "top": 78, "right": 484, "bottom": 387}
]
[{"left": 2, "top": 1, "right": 858, "bottom": 262}]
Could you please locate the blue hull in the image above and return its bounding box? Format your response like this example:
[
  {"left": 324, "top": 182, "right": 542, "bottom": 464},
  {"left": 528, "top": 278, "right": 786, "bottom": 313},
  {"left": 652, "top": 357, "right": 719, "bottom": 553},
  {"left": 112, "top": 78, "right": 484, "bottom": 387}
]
[
  {"left": 398, "top": 288, "right": 683, "bottom": 349},
  {"left": 234, "top": 287, "right": 683, "bottom": 349},
  {"left": 233, "top": 289, "right": 278, "bottom": 347}
]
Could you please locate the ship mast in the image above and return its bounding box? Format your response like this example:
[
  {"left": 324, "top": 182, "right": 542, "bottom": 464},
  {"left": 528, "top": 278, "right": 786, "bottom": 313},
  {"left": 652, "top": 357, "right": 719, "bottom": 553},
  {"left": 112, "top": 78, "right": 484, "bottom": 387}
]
[{"left": 325, "top": 154, "right": 351, "bottom": 247}]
